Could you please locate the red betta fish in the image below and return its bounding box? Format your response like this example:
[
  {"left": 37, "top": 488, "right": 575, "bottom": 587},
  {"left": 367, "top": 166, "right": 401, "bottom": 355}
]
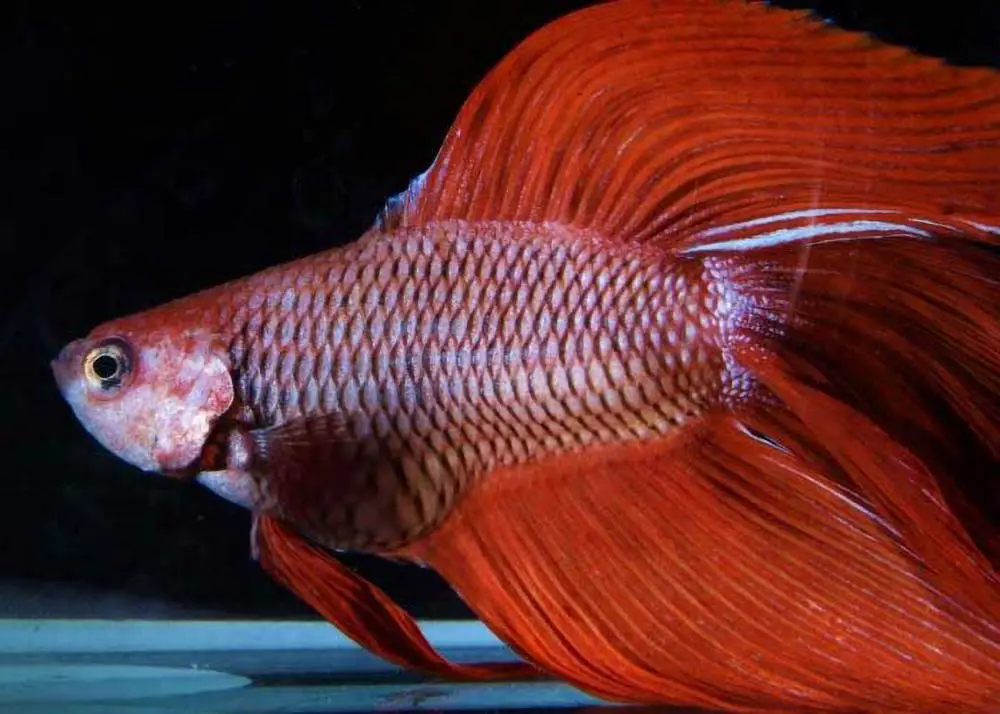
[{"left": 51, "top": 0, "right": 1000, "bottom": 710}]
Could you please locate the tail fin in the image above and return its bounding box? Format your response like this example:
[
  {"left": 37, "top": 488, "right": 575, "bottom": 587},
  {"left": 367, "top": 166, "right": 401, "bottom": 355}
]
[{"left": 713, "top": 225, "right": 1000, "bottom": 617}]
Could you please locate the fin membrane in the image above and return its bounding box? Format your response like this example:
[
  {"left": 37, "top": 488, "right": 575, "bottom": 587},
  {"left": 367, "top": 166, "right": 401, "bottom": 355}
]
[
  {"left": 399, "top": 412, "right": 1000, "bottom": 710},
  {"left": 256, "top": 515, "right": 540, "bottom": 681},
  {"left": 723, "top": 231, "right": 1000, "bottom": 576},
  {"left": 381, "top": 0, "right": 1000, "bottom": 243}
]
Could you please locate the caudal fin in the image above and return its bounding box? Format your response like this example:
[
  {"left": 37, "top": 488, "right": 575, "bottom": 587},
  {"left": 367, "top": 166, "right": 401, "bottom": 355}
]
[{"left": 713, "top": 226, "right": 1000, "bottom": 592}]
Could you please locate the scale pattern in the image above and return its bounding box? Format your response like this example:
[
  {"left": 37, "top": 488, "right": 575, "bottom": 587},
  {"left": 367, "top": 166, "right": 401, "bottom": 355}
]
[{"left": 211, "top": 221, "right": 738, "bottom": 548}]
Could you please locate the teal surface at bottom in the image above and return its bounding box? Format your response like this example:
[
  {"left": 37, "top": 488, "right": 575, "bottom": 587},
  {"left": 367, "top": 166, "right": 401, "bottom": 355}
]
[{"left": 0, "top": 620, "right": 643, "bottom": 713}]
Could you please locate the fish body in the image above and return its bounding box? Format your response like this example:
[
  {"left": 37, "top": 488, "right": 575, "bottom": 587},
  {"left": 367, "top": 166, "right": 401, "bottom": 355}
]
[
  {"left": 51, "top": 0, "right": 1000, "bottom": 710},
  {"left": 56, "top": 221, "right": 733, "bottom": 550}
]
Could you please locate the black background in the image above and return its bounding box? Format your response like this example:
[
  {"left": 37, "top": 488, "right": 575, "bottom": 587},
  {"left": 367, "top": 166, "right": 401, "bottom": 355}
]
[{"left": 3, "top": 1, "right": 999, "bottom": 620}]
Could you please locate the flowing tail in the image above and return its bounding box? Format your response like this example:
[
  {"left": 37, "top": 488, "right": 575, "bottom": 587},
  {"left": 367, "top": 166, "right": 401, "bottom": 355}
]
[
  {"left": 721, "top": 223, "right": 1000, "bottom": 679},
  {"left": 720, "top": 226, "right": 1000, "bottom": 591}
]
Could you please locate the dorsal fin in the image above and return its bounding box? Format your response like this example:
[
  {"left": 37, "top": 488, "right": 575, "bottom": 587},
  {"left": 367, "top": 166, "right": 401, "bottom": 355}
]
[{"left": 378, "top": 0, "right": 1000, "bottom": 245}]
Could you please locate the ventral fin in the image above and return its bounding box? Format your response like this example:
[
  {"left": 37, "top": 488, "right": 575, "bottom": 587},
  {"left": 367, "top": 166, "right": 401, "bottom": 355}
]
[
  {"left": 379, "top": 0, "right": 1000, "bottom": 247},
  {"left": 256, "top": 515, "right": 539, "bottom": 682},
  {"left": 398, "top": 413, "right": 1000, "bottom": 710},
  {"left": 250, "top": 415, "right": 537, "bottom": 682}
]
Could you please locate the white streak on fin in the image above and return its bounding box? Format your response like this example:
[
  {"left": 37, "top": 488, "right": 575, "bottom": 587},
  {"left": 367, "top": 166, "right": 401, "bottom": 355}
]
[
  {"left": 734, "top": 421, "right": 791, "bottom": 454},
  {"left": 913, "top": 218, "right": 959, "bottom": 232},
  {"left": 684, "top": 220, "right": 931, "bottom": 254},
  {"left": 966, "top": 220, "right": 1000, "bottom": 235},
  {"left": 695, "top": 208, "right": 897, "bottom": 239}
]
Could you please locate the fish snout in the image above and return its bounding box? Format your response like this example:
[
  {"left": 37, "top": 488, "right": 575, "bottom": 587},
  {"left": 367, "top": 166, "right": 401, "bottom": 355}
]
[{"left": 50, "top": 339, "right": 85, "bottom": 393}]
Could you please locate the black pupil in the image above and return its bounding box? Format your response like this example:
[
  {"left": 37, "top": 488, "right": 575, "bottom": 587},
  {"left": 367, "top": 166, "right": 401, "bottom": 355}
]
[{"left": 92, "top": 354, "right": 120, "bottom": 380}]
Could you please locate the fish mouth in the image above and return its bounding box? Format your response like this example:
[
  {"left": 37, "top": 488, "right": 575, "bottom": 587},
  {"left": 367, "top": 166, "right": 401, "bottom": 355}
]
[
  {"left": 50, "top": 357, "right": 65, "bottom": 387},
  {"left": 50, "top": 353, "right": 72, "bottom": 395},
  {"left": 50, "top": 339, "right": 86, "bottom": 394}
]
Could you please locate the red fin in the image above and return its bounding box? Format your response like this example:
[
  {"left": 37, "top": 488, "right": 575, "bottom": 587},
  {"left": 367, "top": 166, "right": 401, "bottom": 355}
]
[
  {"left": 259, "top": 1, "right": 1000, "bottom": 705},
  {"left": 380, "top": 0, "right": 1000, "bottom": 242},
  {"left": 754, "top": 365, "right": 1000, "bottom": 628},
  {"left": 254, "top": 417, "right": 541, "bottom": 678},
  {"left": 399, "top": 415, "right": 1000, "bottom": 710},
  {"left": 256, "top": 514, "right": 540, "bottom": 681},
  {"left": 724, "top": 233, "right": 1000, "bottom": 576}
]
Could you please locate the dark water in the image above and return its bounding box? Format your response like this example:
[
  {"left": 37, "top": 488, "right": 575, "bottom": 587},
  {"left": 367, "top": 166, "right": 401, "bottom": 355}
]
[{"left": 2, "top": 0, "right": 998, "bottom": 623}]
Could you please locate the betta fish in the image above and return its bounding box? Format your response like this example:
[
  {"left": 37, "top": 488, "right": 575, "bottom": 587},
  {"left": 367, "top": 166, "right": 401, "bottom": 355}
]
[{"left": 51, "top": 0, "right": 1000, "bottom": 710}]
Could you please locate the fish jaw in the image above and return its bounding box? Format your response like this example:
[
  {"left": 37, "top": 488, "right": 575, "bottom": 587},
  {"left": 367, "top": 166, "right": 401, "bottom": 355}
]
[
  {"left": 196, "top": 470, "right": 261, "bottom": 509},
  {"left": 194, "top": 429, "right": 264, "bottom": 510},
  {"left": 51, "top": 328, "right": 236, "bottom": 475}
]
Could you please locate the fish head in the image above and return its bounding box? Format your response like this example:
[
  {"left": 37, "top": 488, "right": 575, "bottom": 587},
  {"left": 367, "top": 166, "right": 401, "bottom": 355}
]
[{"left": 51, "top": 322, "right": 235, "bottom": 476}]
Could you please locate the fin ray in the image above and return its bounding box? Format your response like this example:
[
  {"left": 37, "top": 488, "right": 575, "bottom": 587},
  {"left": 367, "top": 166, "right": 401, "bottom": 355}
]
[
  {"left": 257, "top": 515, "right": 539, "bottom": 681},
  {"left": 726, "top": 232, "right": 1000, "bottom": 572},
  {"left": 380, "top": 0, "right": 1000, "bottom": 243},
  {"left": 400, "top": 415, "right": 1000, "bottom": 708}
]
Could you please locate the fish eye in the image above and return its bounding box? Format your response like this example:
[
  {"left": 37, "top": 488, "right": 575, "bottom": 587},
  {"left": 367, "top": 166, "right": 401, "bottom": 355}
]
[{"left": 84, "top": 339, "right": 133, "bottom": 391}]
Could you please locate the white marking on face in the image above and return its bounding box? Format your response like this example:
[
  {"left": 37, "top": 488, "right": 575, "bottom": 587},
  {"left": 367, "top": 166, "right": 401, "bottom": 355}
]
[{"left": 52, "top": 330, "right": 234, "bottom": 474}]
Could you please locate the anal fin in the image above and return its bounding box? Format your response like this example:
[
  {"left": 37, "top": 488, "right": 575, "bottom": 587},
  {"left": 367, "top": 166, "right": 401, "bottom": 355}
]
[{"left": 398, "top": 413, "right": 1000, "bottom": 710}]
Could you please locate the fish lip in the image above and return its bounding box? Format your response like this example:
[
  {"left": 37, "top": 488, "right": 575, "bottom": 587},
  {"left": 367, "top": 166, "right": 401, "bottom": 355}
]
[
  {"left": 50, "top": 356, "right": 61, "bottom": 380},
  {"left": 50, "top": 340, "right": 80, "bottom": 390},
  {"left": 50, "top": 352, "right": 71, "bottom": 393}
]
